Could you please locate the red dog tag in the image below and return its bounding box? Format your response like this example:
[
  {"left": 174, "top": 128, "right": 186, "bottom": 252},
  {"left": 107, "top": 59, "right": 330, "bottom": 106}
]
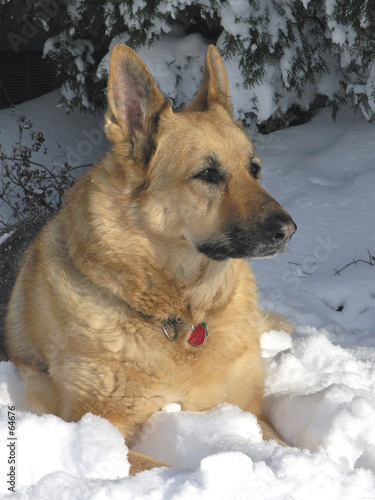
[{"left": 188, "top": 323, "right": 208, "bottom": 346}]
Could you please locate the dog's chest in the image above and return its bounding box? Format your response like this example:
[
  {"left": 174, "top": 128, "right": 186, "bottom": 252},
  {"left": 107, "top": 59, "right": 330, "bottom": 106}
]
[{"left": 97, "top": 316, "right": 264, "bottom": 415}]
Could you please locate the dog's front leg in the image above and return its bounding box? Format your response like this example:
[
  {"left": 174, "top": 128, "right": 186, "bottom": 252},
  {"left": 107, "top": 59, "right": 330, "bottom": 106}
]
[
  {"left": 258, "top": 415, "right": 287, "bottom": 446},
  {"left": 127, "top": 451, "right": 170, "bottom": 475}
]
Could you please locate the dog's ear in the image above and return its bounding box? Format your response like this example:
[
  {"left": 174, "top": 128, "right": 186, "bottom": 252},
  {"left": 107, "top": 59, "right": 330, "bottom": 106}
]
[
  {"left": 185, "top": 45, "right": 233, "bottom": 116},
  {"left": 105, "top": 44, "right": 168, "bottom": 151}
]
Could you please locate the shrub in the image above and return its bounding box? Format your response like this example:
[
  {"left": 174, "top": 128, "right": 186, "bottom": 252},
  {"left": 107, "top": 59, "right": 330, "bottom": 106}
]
[
  {"left": 3, "top": 0, "right": 374, "bottom": 125},
  {"left": 0, "top": 109, "right": 89, "bottom": 228}
]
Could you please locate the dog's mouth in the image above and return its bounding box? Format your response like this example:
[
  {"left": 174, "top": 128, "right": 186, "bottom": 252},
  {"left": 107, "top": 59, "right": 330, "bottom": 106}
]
[{"left": 196, "top": 215, "right": 297, "bottom": 261}]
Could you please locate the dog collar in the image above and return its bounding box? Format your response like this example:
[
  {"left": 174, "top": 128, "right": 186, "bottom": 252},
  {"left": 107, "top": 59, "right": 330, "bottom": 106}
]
[{"left": 162, "top": 316, "right": 209, "bottom": 347}]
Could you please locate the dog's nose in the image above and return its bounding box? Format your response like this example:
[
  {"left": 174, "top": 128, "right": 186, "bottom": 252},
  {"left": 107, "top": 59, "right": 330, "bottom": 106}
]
[{"left": 264, "top": 216, "right": 297, "bottom": 244}]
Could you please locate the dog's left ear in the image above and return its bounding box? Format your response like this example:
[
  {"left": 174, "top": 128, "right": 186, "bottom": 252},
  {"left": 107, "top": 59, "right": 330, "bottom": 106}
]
[
  {"left": 185, "top": 45, "right": 233, "bottom": 116},
  {"left": 105, "top": 44, "right": 168, "bottom": 150}
]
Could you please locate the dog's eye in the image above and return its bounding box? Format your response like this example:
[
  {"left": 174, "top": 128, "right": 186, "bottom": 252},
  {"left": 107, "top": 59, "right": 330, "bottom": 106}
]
[
  {"left": 194, "top": 168, "right": 226, "bottom": 185},
  {"left": 250, "top": 161, "right": 261, "bottom": 179}
]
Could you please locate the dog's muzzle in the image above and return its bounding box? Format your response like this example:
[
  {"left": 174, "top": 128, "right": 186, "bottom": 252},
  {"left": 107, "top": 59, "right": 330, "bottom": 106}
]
[
  {"left": 196, "top": 213, "right": 297, "bottom": 261},
  {"left": 263, "top": 214, "right": 297, "bottom": 247}
]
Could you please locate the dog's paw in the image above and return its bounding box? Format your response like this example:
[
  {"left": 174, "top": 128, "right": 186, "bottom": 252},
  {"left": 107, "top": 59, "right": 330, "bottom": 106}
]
[{"left": 261, "top": 311, "right": 294, "bottom": 336}]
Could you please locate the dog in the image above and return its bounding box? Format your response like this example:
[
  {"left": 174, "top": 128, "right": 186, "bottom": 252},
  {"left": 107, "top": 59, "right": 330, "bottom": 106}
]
[{"left": 5, "top": 44, "right": 296, "bottom": 474}]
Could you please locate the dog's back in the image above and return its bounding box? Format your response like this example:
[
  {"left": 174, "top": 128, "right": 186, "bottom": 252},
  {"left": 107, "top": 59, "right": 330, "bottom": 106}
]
[{"left": 0, "top": 215, "right": 48, "bottom": 358}]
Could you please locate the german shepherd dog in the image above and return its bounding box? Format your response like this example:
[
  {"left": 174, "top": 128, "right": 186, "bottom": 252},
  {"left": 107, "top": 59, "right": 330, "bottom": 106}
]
[{"left": 5, "top": 44, "right": 296, "bottom": 474}]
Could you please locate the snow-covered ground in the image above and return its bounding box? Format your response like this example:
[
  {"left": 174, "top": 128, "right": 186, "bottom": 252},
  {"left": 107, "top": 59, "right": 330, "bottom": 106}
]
[{"left": 1, "top": 83, "right": 375, "bottom": 498}]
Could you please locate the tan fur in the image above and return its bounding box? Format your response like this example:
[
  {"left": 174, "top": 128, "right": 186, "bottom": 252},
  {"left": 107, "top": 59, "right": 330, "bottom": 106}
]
[{"left": 5, "top": 45, "right": 295, "bottom": 474}]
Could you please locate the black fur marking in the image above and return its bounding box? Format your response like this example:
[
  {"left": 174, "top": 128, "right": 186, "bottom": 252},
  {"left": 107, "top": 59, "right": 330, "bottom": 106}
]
[
  {"left": 142, "top": 101, "right": 170, "bottom": 167},
  {"left": 142, "top": 138, "right": 157, "bottom": 167},
  {"left": 196, "top": 213, "right": 296, "bottom": 261}
]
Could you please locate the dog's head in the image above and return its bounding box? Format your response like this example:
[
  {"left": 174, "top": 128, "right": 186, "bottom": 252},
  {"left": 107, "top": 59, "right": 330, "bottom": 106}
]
[{"left": 104, "top": 44, "right": 296, "bottom": 261}]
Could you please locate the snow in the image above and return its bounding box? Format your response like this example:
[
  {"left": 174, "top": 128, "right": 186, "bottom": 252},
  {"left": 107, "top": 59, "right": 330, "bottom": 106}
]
[
  {"left": 220, "top": 2, "right": 250, "bottom": 39},
  {"left": 1, "top": 56, "right": 375, "bottom": 499},
  {"left": 0, "top": 387, "right": 130, "bottom": 488},
  {"left": 41, "top": 0, "right": 375, "bottom": 125}
]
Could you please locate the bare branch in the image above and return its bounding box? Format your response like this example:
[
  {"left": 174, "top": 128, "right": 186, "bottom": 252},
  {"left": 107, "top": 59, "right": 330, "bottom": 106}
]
[{"left": 335, "top": 250, "right": 375, "bottom": 275}]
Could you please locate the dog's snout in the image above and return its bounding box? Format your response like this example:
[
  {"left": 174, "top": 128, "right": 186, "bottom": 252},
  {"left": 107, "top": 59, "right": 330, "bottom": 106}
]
[{"left": 264, "top": 216, "right": 297, "bottom": 244}]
